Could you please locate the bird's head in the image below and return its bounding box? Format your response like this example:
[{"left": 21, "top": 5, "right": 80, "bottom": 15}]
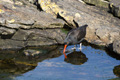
[{"left": 83, "top": 24, "right": 88, "bottom": 28}]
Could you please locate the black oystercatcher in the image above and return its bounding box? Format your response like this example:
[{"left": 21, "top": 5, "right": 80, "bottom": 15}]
[{"left": 63, "top": 24, "right": 88, "bottom": 58}]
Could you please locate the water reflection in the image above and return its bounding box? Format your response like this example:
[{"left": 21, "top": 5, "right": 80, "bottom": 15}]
[
  {"left": 0, "top": 59, "right": 36, "bottom": 80},
  {"left": 113, "top": 65, "right": 120, "bottom": 77},
  {"left": 0, "top": 44, "right": 120, "bottom": 80},
  {"left": 64, "top": 51, "right": 88, "bottom": 65},
  {"left": 0, "top": 59, "right": 36, "bottom": 74},
  {"left": 0, "top": 45, "right": 63, "bottom": 80}
]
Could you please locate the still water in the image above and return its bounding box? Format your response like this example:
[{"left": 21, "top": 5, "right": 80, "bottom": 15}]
[{"left": 0, "top": 43, "right": 120, "bottom": 80}]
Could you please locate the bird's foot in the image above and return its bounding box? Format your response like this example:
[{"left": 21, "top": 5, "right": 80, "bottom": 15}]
[
  {"left": 71, "top": 47, "right": 76, "bottom": 50},
  {"left": 78, "top": 48, "right": 82, "bottom": 51}
]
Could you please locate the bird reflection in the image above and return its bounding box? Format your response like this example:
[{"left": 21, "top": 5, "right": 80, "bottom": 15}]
[{"left": 64, "top": 51, "right": 88, "bottom": 65}]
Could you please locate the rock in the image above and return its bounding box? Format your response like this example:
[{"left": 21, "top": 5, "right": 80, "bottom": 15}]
[
  {"left": 96, "top": 26, "right": 111, "bottom": 44},
  {"left": 37, "top": 0, "right": 77, "bottom": 28},
  {"left": 83, "top": 0, "right": 109, "bottom": 8},
  {"left": 24, "top": 49, "right": 41, "bottom": 56},
  {"left": 113, "top": 38, "right": 120, "bottom": 54},
  {"left": 0, "top": 39, "right": 25, "bottom": 50},
  {"left": 6, "top": 19, "right": 15, "bottom": 24},
  {"left": 12, "top": 29, "right": 33, "bottom": 41},
  {"left": 20, "top": 25, "right": 32, "bottom": 29},
  {"left": 85, "top": 27, "right": 106, "bottom": 46},
  {"left": 18, "top": 19, "right": 35, "bottom": 25},
  {"left": 95, "top": 26, "right": 120, "bottom": 47},
  {"left": 109, "top": 0, "right": 120, "bottom": 18},
  {"left": 0, "top": 0, "right": 120, "bottom": 56},
  {"left": 0, "top": 0, "right": 64, "bottom": 30},
  {"left": 0, "top": 27, "right": 16, "bottom": 35},
  {"left": 113, "top": 65, "right": 120, "bottom": 77},
  {"left": 26, "top": 29, "right": 66, "bottom": 46},
  {"left": 0, "top": 28, "right": 66, "bottom": 49},
  {"left": 0, "top": 18, "right": 6, "bottom": 24},
  {"left": 6, "top": 23, "right": 21, "bottom": 29},
  {"left": 32, "top": 18, "right": 64, "bottom": 29}
]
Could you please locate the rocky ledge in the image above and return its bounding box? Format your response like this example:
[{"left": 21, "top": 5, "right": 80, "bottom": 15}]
[
  {"left": 82, "top": 0, "right": 120, "bottom": 18},
  {"left": 0, "top": 0, "right": 120, "bottom": 55},
  {"left": 0, "top": 0, "right": 66, "bottom": 49}
]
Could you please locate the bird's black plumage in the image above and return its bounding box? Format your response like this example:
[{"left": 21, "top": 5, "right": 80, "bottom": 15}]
[{"left": 64, "top": 24, "right": 88, "bottom": 45}]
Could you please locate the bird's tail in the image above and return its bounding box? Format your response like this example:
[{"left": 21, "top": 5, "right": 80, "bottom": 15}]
[{"left": 83, "top": 24, "right": 88, "bottom": 27}]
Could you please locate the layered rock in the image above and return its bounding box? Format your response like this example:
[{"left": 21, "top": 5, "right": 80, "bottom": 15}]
[
  {"left": 0, "top": 0, "right": 66, "bottom": 50},
  {"left": 81, "top": 0, "right": 120, "bottom": 18},
  {"left": 109, "top": 0, "right": 120, "bottom": 18},
  {"left": 82, "top": 0, "right": 109, "bottom": 8},
  {"left": 0, "top": 0, "right": 120, "bottom": 55},
  {"left": 34, "top": 0, "right": 120, "bottom": 54}
]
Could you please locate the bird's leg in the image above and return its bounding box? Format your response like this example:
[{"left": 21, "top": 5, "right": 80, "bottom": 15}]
[
  {"left": 71, "top": 45, "right": 76, "bottom": 50},
  {"left": 63, "top": 44, "right": 67, "bottom": 58},
  {"left": 79, "top": 43, "right": 82, "bottom": 51}
]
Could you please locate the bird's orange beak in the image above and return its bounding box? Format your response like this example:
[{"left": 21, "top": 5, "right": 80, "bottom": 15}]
[{"left": 63, "top": 44, "right": 67, "bottom": 58}]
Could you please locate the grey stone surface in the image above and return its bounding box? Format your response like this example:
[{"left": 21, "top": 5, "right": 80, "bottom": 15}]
[
  {"left": 109, "top": 0, "right": 120, "bottom": 18},
  {"left": 113, "top": 38, "right": 120, "bottom": 54},
  {"left": 0, "top": 0, "right": 120, "bottom": 55},
  {"left": 0, "top": 39, "right": 25, "bottom": 50}
]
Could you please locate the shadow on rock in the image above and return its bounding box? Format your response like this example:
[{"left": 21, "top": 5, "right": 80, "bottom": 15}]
[{"left": 64, "top": 51, "right": 88, "bottom": 65}]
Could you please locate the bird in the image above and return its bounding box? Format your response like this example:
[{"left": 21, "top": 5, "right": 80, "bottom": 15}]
[{"left": 63, "top": 24, "right": 88, "bottom": 58}]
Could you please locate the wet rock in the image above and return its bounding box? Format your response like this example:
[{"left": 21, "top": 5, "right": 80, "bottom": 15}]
[
  {"left": 0, "top": 59, "right": 36, "bottom": 74},
  {"left": 113, "top": 65, "right": 120, "bottom": 77},
  {"left": 109, "top": 0, "right": 120, "bottom": 18},
  {"left": 24, "top": 49, "right": 41, "bottom": 56},
  {"left": 0, "top": 45, "right": 62, "bottom": 76},
  {"left": 0, "top": 39, "right": 25, "bottom": 50}
]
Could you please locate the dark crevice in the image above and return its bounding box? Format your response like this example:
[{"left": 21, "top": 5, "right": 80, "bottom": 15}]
[
  {"left": 57, "top": 13, "right": 76, "bottom": 28},
  {"left": 73, "top": 20, "right": 79, "bottom": 28},
  {"left": 0, "top": 34, "right": 14, "bottom": 39},
  {"left": 33, "top": 0, "right": 43, "bottom": 11},
  {"left": 85, "top": 3, "right": 95, "bottom": 6},
  {"left": 63, "top": 24, "right": 72, "bottom": 30},
  {"left": 57, "top": 13, "right": 68, "bottom": 23}
]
